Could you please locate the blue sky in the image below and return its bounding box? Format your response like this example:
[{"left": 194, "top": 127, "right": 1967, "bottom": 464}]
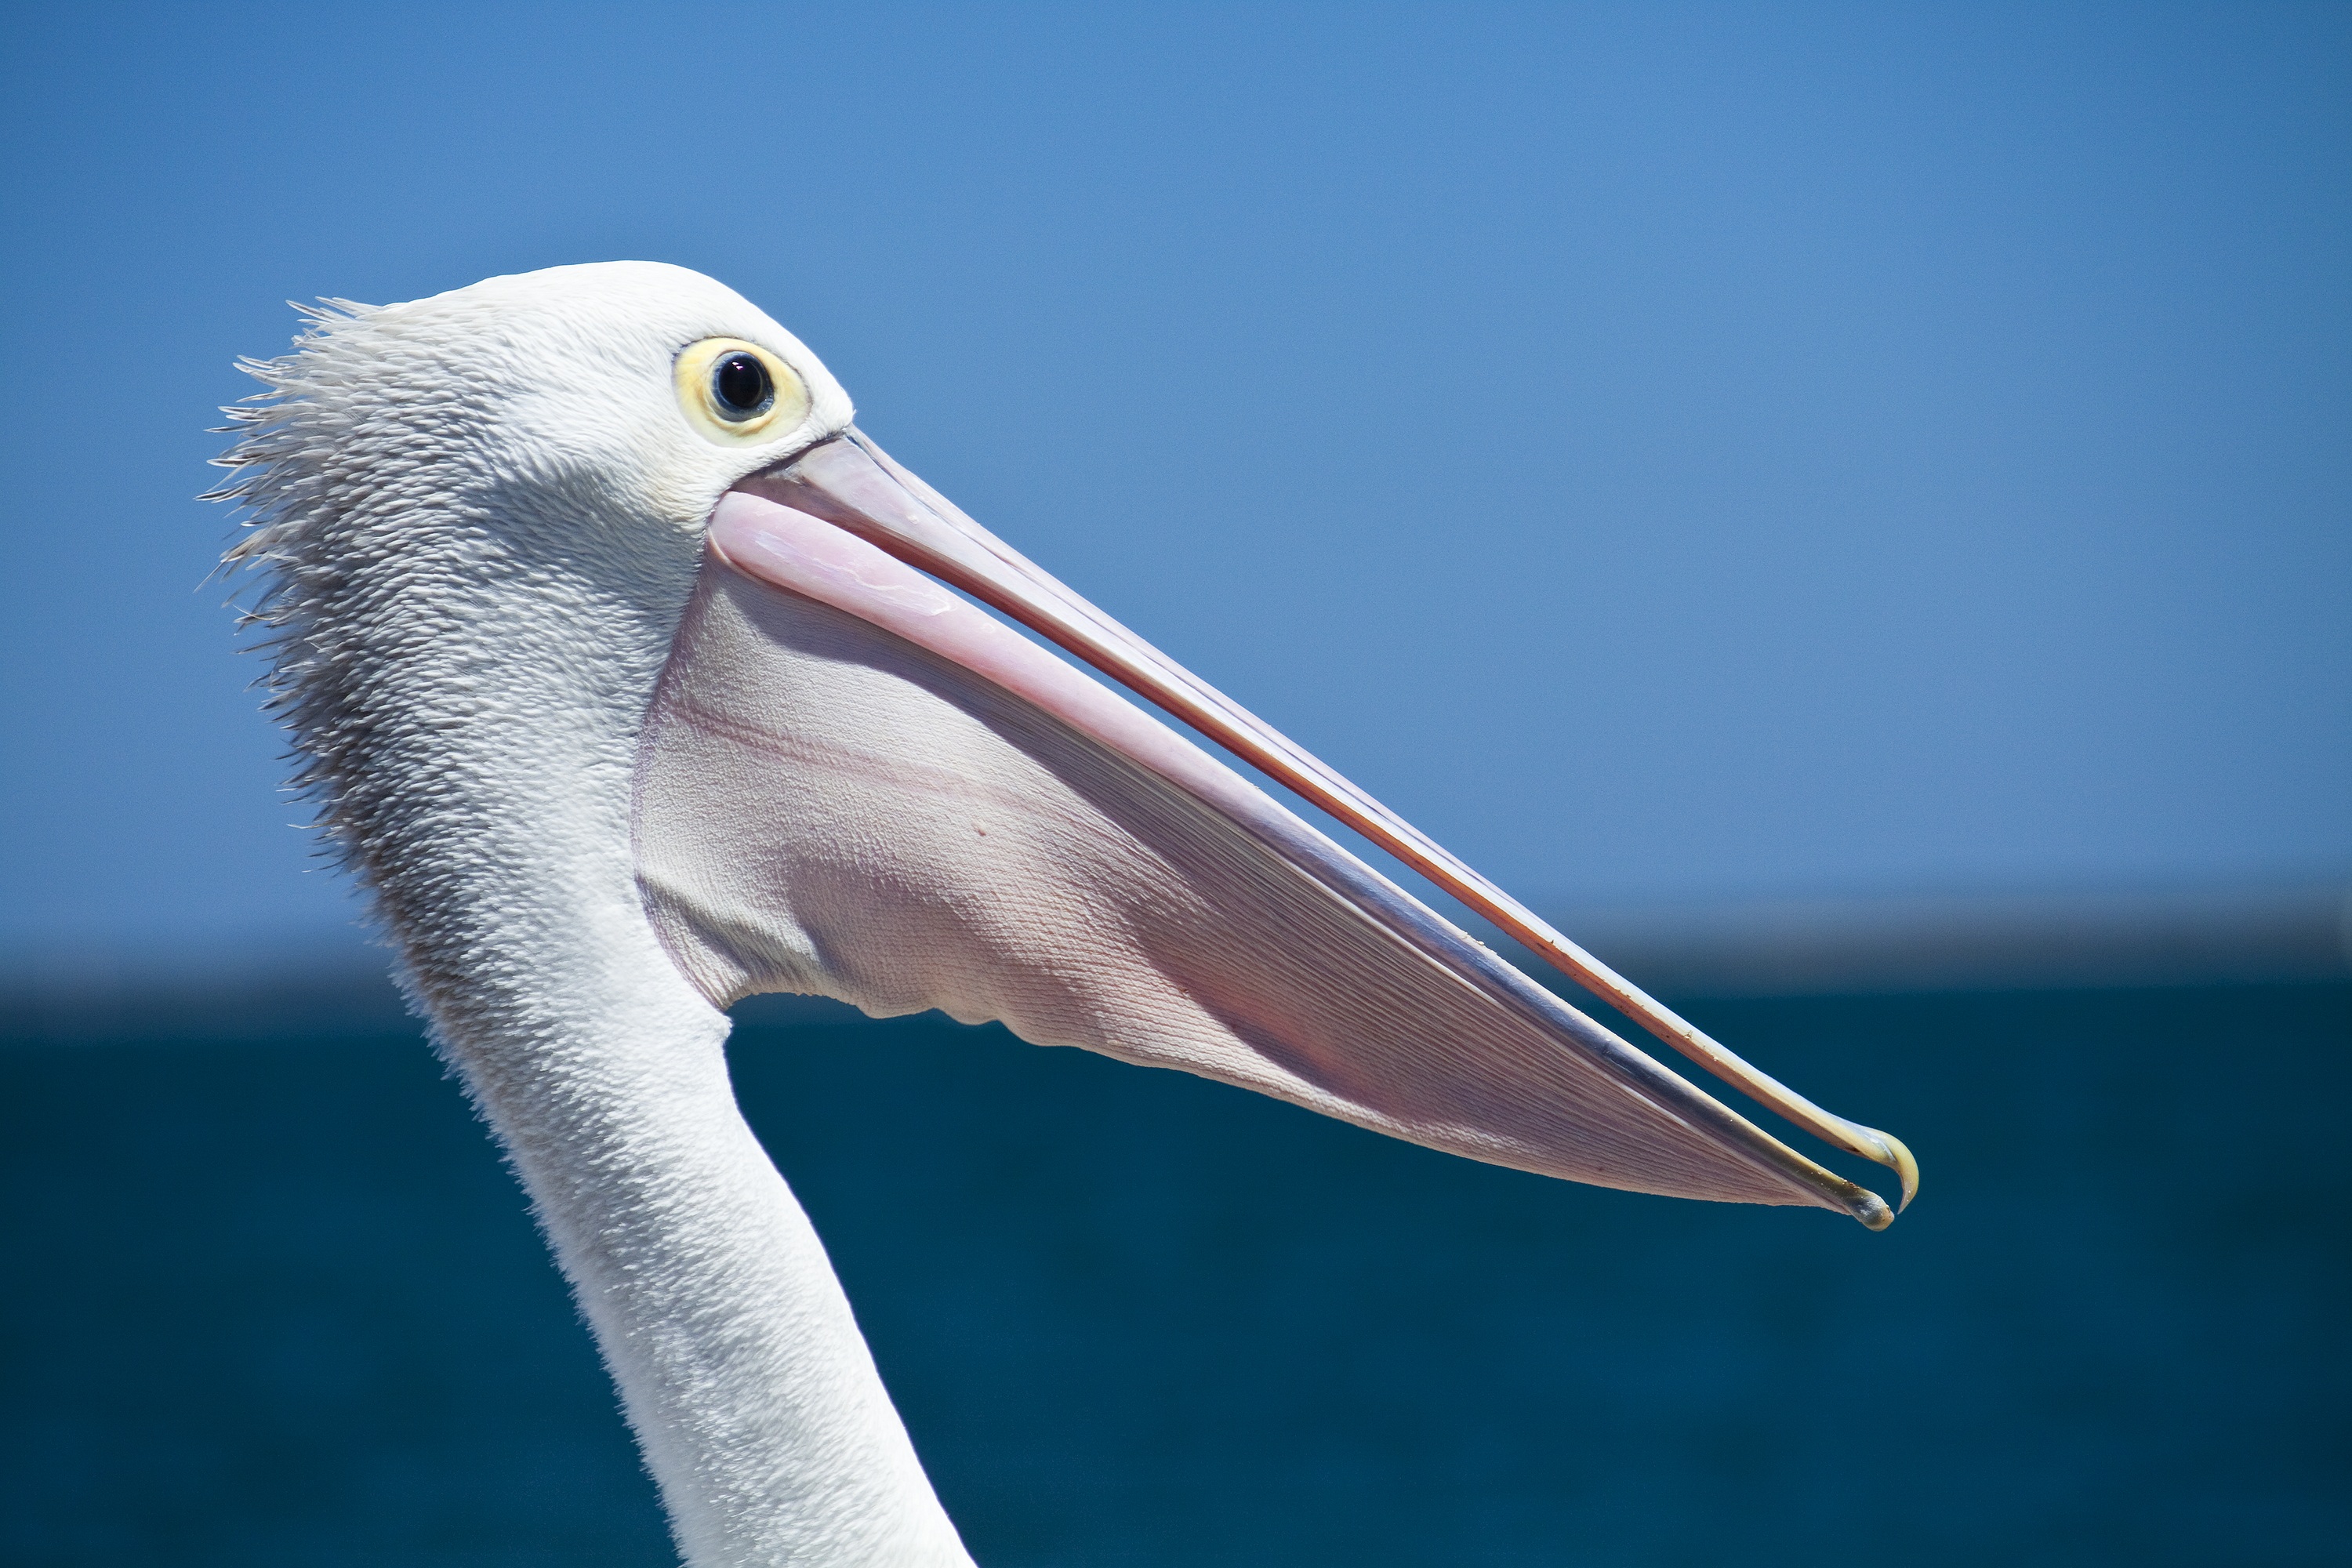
[{"left": 2, "top": 2, "right": 2345, "bottom": 958}]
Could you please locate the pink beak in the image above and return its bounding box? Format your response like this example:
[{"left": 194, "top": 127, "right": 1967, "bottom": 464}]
[{"left": 697, "top": 430, "right": 1915, "bottom": 1223}]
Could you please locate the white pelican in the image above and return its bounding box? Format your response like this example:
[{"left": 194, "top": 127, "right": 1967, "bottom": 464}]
[{"left": 214, "top": 262, "right": 1913, "bottom": 1566}]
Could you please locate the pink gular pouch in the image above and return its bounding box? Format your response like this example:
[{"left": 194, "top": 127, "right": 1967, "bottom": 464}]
[{"left": 630, "top": 466, "right": 1897, "bottom": 1222}]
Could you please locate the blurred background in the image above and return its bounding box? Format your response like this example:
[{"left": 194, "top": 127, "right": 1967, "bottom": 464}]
[{"left": 2, "top": 3, "right": 2344, "bottom": 1564}]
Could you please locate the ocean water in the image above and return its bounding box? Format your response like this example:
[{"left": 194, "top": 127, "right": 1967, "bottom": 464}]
[{"left": 2, "top": 982, "right": 2345, "bottom": 1566}]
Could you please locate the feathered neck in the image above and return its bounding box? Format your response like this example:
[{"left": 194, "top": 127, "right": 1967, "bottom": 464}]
[{"left": 215, "top": 290, "right": 973, "bottom": 1567}]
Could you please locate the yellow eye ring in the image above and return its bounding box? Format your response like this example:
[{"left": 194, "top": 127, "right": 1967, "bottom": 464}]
[{"left": 674, "top": 337, "right": 810, "bottom": 446}]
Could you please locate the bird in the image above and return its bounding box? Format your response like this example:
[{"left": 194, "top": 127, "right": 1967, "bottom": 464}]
[{"left": 213, "top": 261, "right": 1914, "bottom": 1567}]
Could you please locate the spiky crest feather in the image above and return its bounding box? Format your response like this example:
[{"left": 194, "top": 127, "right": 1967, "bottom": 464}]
[{"left": 210, "top": 296, "right": 389, "bottom": 881}]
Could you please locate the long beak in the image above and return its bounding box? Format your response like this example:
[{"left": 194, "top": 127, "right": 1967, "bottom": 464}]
[{"left": 723, "top": 429, "right": 1916, "bottom": 1215}]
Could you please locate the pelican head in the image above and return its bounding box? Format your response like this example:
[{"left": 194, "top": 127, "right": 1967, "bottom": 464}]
[{"left": 215, "top": 261, "right": 1912, "bottom": 1566}]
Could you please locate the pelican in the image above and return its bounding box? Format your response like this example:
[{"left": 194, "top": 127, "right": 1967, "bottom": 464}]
[{"left": 213, "top": 262, "right": 1914, "bottom": 1566}]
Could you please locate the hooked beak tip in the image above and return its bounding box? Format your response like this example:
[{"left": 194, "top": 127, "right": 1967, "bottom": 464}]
[
  {"left": 1880, "top": 1131, "right": 1920, "bottom": 1214},
  {"left": 1847, "top": 1130, "right": 1918, "bottom": 1229}
]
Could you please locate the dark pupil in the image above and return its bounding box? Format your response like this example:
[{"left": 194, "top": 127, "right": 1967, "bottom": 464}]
[{"left": 713, "top": 352, "right": 773, "bottom": 419}]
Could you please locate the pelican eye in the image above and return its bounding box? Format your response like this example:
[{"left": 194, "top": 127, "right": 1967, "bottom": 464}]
[
  {"left": 712, "top": 353, "right": 772, "bottom": 419},
  {"left": 674, "top": 337, "right": 809, "bottom": 446}
]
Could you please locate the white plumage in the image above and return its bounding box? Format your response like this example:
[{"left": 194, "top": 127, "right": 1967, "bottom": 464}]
[{"left": 216, "top": 262, "right": 1907, "bottom": 1565}]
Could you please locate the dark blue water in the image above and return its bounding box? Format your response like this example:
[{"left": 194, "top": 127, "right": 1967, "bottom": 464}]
[{"left": 3, "top": 983, "right": 2346, "bottom": 1565}]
